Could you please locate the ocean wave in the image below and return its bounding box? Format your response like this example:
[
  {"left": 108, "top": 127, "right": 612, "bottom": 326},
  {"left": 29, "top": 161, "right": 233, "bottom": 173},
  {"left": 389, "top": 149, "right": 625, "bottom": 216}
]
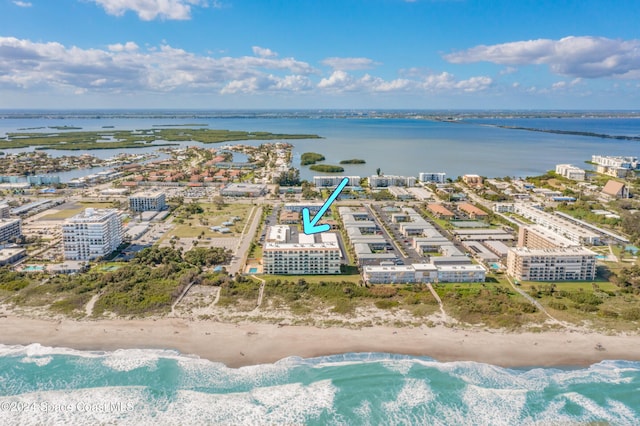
[{"left": 1, "top": 345, "right": 638, "bottom": 424}]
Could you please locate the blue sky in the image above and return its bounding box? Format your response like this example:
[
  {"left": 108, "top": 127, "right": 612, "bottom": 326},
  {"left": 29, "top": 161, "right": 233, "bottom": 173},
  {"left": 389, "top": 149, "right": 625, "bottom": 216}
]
[{"left": 1, "top": 0, "right": 640, "bottom": 109}]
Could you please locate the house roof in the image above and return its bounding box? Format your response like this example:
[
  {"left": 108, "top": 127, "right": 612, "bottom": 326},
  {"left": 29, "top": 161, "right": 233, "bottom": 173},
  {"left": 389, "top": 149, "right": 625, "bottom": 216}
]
[{"left": 602, "top": 180, "right": 625, "bottom": 196}]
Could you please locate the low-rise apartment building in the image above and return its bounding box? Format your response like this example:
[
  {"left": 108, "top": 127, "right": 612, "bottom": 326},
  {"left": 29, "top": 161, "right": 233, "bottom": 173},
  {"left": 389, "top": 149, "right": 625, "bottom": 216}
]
[
  {"left": 555, "top": 164, "right": 586, "bottom": 181},
  {"left": 129, "top": 191, "right": 166, "bottom": 212}
]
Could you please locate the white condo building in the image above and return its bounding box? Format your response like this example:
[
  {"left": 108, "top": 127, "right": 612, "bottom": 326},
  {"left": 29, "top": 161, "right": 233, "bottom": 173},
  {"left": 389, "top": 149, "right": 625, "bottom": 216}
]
[
  {"left": 313, "top": 176, "right": 361, "bottom": 188},
  {"left": 0, "top": 218, "right": 22, "bottom": 243},
  {"left": 262, "top": 227, "right": 342, "bottom": 274},
  {"left": 129, "top": 191, "right": 166, "bottom": 212},
  {"left": 555, "top": 164, "right": 586, "bottom": 181},
  {"left": 506, "top": 247, "right": 596, "bottom": 281},
  {"left": 419, "top": 172, "right": 446, "bottom": 184},
  {"left": 513, "top": 203, "right": 600, "bottom": 245},
  {"left": 62, "top": 209, "right": 123, "bottom": 261},
  {"left": 369, "top": 175, "right": 417, "bottom": 188}
]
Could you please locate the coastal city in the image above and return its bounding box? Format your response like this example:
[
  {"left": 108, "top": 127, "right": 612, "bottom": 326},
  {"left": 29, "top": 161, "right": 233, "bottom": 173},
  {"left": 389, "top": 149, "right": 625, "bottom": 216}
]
[{"left": 1, "top": 135, "right": 639, "bottom": 329}]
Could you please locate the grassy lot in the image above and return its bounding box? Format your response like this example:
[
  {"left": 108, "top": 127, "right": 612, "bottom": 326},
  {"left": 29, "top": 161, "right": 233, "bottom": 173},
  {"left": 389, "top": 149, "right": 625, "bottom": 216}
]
[
  {"left": 517, "top": 280, "right": 640, "bottom": 331},
  {"left": 263, "top": 274, "right": 362, "bottom": 284},
  {"left": 165, "top": 203, "right": 253, "bottom": 240},
  {"left": 260, "top": 280, "right": 439, "bottom": 320},
  {"left": 38, "top": 202, "right": 117, "bottom": 220},
  {"left": 434, "top": 281, "right": 547, "bottom": 328}
]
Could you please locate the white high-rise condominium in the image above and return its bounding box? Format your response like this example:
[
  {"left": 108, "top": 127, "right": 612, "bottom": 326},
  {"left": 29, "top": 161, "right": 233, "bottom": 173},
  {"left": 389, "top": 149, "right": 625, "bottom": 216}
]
[{"left": 62, "top": 208, "right": 123, "bottom": 261}]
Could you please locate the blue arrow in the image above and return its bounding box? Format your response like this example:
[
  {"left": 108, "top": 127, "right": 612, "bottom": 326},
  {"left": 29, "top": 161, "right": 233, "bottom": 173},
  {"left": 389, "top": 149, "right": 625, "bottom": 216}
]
[{"left": 302, "top": 177, "right": 349, "bottom": 235}]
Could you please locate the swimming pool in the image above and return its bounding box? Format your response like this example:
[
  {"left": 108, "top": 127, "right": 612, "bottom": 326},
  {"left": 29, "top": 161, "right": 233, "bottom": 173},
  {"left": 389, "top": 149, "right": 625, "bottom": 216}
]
[
  {"left": 596, "top": 255, "right": 607, "bottom": 260},
  {"left": 23, "top": 265, "right": 44, "bottom": 272},
  {"left": 249, "top": 267, "right": 258, "bottom": 273}
]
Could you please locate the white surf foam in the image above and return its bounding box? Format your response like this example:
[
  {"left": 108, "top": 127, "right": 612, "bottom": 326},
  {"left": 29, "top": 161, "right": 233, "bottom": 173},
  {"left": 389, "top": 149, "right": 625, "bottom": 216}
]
[{"left": 19, "top": 356, "right": 53, "bottom": 367}]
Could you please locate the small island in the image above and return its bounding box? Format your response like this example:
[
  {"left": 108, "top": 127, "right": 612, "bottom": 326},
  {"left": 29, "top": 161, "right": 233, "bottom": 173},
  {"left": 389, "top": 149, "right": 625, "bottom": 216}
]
[
  {"left": 340, "top": 159, "right": 366, "bottom": 164},
  {"left": 0, "top": 128, "right": 321, "bottom": 151},
  {"left": 301, "top": 152, "right": 325, "bottom": 165},
  {"left": 309, "top": 164, "right": 344, "bottom": 172}
]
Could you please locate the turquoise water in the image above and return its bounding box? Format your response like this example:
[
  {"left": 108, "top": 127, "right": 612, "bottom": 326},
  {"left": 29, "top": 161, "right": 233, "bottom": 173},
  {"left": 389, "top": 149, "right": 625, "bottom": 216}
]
[
  {"left": 249, "top": 267, "right": 258, "bottom": 273},
  {"left": 22, "top": 266, "right": 44, "bottom": 272},
  {"left": 596, "top": 255, "right": 607, "bottom": 260},
  {"left": 1, "top": 345, "right": 638, "bottom": 425}
]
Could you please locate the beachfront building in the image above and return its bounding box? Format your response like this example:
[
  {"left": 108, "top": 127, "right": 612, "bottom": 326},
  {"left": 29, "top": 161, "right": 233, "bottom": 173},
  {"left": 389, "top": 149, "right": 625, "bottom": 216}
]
[
  {"left": 262, "top": 229, "right": 342, "bottom": 275},
  {"left": 220, "top": 183, "right": 267, "bottom": 197},
  {"left": 368, "top": 175, "right": 417, "bottom": 188},
  {"left": 555, "top": 164, "right": 586, "bottom": 181},
  {"left": 419, "top": 172, "right": 446, "bottom": 184},
  {"left": 513, "top": 203, "right": 600, "bottom": 245},
  {"left": 129, "top": 191, "right": 166, "bottom": 212},
  {"left": 0, "top": 218, "right": 22, "bottom": 243},
  {"left": 506, "top": 247, "right": 596, "bottom": 281},
  {"left": 62, "top": 209, "right": 123, "bottom": 261},
  {"left": 363, "top": 263, "right": 485, "bottom": 284},
  {"left": 313, "top": 176, "right": 360, "bottom": 188}
]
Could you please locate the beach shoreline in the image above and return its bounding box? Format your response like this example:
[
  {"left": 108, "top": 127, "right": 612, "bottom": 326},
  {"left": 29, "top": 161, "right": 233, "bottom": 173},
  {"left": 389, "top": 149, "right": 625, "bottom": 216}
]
[{"left": 2, "top": 315, "right": 639, "bottom": 368}]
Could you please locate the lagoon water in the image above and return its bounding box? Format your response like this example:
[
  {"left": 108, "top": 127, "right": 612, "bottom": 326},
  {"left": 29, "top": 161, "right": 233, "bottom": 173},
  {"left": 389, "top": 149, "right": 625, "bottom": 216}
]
[
  {"left": 1, "top": 345, "right": 639, "bottom": 425},
  {"left": 1, "top": 114, "right": 640, "bottom": 182}
]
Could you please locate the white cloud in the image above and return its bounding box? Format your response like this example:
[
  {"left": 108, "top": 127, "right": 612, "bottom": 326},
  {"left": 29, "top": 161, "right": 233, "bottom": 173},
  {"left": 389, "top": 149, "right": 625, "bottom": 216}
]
[
  {"left": 0, "top": 36, "right": 492, "bottom": 98},
  {"left": 321, "top": 57, "right": 379, "bottom": 71},
  {"left": 444, "top": 36, "right": 640, "bottom": 79},
  {"left": 13, "top": 1, "right": 32, "bottom": 7},
  {"left": 317, "top": 70, "right": 490, "bottom": 94},
  {"left": 499, "top": 66, "right": 517, "bottom": 75},
  {"left": 107, "top": 42, "right": 139, "bottom": 52},
  {"left": 89, "top": 0, "right": 208, "bottom": 21},
  {"left": 0, "top": 36, "right": 316, "bottom": 95},
  {"left": 252, "top": 46, "right": 277, "bottom": 58}
]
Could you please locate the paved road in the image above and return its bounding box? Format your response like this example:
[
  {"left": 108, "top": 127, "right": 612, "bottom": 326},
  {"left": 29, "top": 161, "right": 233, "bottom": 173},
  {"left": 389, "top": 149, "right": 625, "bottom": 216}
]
[{"left": 227, "top": 206, "right": 263, "bottom": 275}]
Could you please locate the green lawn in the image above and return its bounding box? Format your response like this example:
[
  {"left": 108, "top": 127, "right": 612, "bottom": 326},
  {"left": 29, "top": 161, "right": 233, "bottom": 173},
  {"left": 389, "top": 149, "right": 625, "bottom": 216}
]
[
  {"left": 39, "top": 202, "right": 116, "bottom": 220},
  {"left": 263, "top": 274, "right": 362, "bottom": 284}
]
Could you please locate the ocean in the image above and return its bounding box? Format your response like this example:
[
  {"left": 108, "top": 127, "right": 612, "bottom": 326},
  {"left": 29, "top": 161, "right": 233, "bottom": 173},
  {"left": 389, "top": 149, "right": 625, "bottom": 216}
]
[{"left": 1, "top": 344, "right": 639, "bottom": 425}]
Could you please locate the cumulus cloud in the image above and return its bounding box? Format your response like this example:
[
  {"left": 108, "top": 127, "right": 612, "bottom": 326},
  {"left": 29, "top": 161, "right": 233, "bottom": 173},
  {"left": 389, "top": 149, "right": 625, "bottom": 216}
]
[
  {"left": 252, "top": 46, "right": 277, "bottom": 58},
  {"left": 0, "top": 36, "right": 492, "bottom": 98},
  {"left": 107, "top": 41, "right": 139, "bottom": 52},
  {"left": 13, "top": 1, "right": 32, "bottom": 7},
  {"left": 444, "top": 36, "right": 640, "bottom": 79},
  {"left": 0, "top": 36, "right": 317, "bottom": 94},
  {"left": 321, "top": 57, "right": 379, "bottom": 71},
  {"left": 89, "top": 0, "right": 208, "bottom": 21},
  {"left": 317, "top": 70, "right": 490, "bottom": 94}
]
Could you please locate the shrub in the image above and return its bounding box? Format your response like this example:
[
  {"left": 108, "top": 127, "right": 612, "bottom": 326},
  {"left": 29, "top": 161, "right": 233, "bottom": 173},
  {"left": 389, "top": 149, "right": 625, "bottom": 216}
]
[{"left": 375, "top": 300, "right": 399, "bottom": 309}]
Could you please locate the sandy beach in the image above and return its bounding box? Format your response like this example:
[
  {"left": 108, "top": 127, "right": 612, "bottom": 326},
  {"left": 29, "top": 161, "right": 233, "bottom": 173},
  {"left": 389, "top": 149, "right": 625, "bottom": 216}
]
[{"left": 1, "top": 315, "right": 639, "bottom": 368}]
